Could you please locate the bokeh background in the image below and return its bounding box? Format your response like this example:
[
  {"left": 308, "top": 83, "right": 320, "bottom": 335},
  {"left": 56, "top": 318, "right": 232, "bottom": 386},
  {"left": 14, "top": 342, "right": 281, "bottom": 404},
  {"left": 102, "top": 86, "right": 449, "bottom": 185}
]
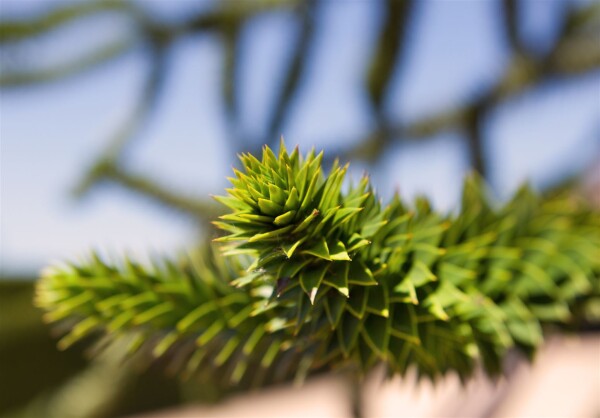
[{"left": 1, "top": 0, "right": 599, "bottom": 417}]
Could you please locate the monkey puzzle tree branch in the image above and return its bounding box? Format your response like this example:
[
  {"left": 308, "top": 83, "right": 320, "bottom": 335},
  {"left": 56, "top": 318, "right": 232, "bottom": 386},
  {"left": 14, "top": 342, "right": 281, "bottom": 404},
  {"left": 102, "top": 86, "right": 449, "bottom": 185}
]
[{"left": 38, "top": 143, "right": 600, "bottom": 387}]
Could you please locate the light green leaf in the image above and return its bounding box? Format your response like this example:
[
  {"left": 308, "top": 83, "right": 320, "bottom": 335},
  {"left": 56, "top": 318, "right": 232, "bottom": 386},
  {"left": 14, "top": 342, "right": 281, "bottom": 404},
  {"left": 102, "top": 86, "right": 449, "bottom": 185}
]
[
  {"left": 248, "top": 225, "right": 294, "bottom": 242},
  {"left": 405, "top": 260, "right": 437, "bottom": 287},
  {"left": 284, "top": 187, "right": 300, "bottom": 211},
  {"left": 301, "top": 237, "right": 330, "bottom": 260},
  {"left": 323, "top": 262, "right": 349, "bottom": 297},
  {"left": 258, "top": 198, "right": 283, "bottom": 216},
  {"left": 329, "top": 240, "right": 351, "bottom": 261},
  {"left": 274, "top": 210, "right": 297, "bottom": 226},
  {"left": 300, "top": 264, "right": 329, "bottom": 303}
]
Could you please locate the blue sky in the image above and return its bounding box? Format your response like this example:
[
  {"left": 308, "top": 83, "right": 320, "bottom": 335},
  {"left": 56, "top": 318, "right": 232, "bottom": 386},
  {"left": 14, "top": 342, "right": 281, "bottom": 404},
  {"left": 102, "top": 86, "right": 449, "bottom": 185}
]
[{"left": 1, "top": 0, "right": 598, "bottom": 275}]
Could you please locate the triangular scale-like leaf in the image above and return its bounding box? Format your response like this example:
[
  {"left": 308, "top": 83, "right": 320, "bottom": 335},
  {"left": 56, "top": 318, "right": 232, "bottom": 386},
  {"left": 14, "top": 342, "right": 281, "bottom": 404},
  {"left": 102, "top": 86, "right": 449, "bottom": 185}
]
[
  {"left": 227, "top": 305, "right": 254, "bottom": 328},
  {"left": 329, "top": 240, "right": 351, "bottom": 261},
  {"left": 412, "top": 243, "right": 445, "bottom": 267},
  {"left": 230, "top": 359, "right": 249, "bottom": 385},
  {"left": 212, "top": 195, "right": 251, "bottom": 211},
  {"left": 423, "top": 295, "right": 449, "bottom": 321},
  {"left": 241, "top": 151, "right": 262, "bottom": 172},
  {"left": 237, "top": 213, "right": 274, "bottom": 223},
  {"left": 337, "top": 314, "right": 362, "bottom": 357},
  {"left": 248, "top": 225, "right": 294, "bottom": 242},
  {"left": 529, "top": 303, "right": 570, "bottom": 322},
  {"left": 347, "top": 233, "right": 371, "bottom": 253},
  {"left": 356, "top": 336, "right": 378, "bottom": 372},
  {"left": 242, "top": 327, "right": 265, "bottom": 355},
  {"left": 228, "top": 188, "right": 256, "bottom": 208},
  {"left": 330, "top": 207, "right": 363, "bottom": 230},
  {"left": 300, "top": 168, "right": 322, "bottom": 212},
  {"left": 292, "top": 209, "right": 320, "bottom": 234},
  {"left": 362, "top": 314, "right": 390, "bottom": 358},
  {"left": 361, "top": 219, "right": 388, "bottom": 238},
  {"left": 519, "top": 262, "right": 560, "bottom": 297},
  {"left": 107, "top": 311, "right": 135, "bottom": 333},
  {"left": 177, "top": 302, "right": 218, "bottom": 333},
  {"left": 196, "top": 320, "right": 225, "bottom": 346},
  {"left": 218, "top": 213, "right": 257, "bottom": 224},
  {"left": 347, "top": 287, "right": 368, "bottom": 319},
  {"left": 214, "top": 336, "right": 241, "bottom": 366},
  {"left": 311, "top": 206, "right": 340, "bottom": 236},
  {"left": 296, "top": 162, "right": 310, "bottom": 198},
  {"left": 246, "top": 184, "right": 263, "bottom": 201},
  {"left": 274, "top": 210, "right": 297, "bottom": 226},
  {"left": 260, "top": 338, "right": 282, "bottom": 368},
  {"left": 405, "top": 260, "right": 437, "bottom": 287},
  {"left": 278, "top": 137, "right": 288, "bottom": 158},
  {"left": 365, "top": 284, "right": 389, "bottom": 317},
  {"left": 508, "top": 318, "right": 543, "bottom": 347},
  {"left": 286, "top": 165, "right": 295, "bottom": 190},
  {"left": 502, "top": 298, "right": 542, "bottom": 347},
  {"left": 278, "top": 258, "right": 310, "bottom": 280},
  {"left": 299, "top": 264, "right": 329, "bottom": 303},
  {"left": 294, "top": 352, "right": 316, "bottom": 386},
  {"left": 230, "top": 270, "right": 265, "bottom": 288},
  {"left": 323, "top": 262, "right": 349, "bottom": 297},
  {"left": 319, "top": 165, "right": 346, "bottom": 211},
  {"left": 324, "top": 291, "right": 346, "bottom": 328},
  {"left": 348, "top": 260, "right": 377, "bottom": 286},
  {"left": 388, "top": 336, "right": 412, "bottom": 374},
  {"left": 294, "top": 290, "right": 312, "bottom": 334},
  {"left": 281, "top": 237, "right": 307, "bottom": 259},
  {"left": 390, "top": 304, "right": 420, "bottom": 345},
  {"left": 301, "top": 237, "right": 330, "bottom": 260},
  {"left": 262, "top": 145, "right": 278, "bottom": 168},
  {"left": 264, "top": 317, "right": 290, "bottom": 332},
  {"left": 95, "top": 294, "right": 128, "bottom": 313},
  {"left": 269, "top": 184, "right": 286, "bottom": 205},
  {"left": 438, "top": 262, "right": 477, "bottom": 286},
  {"left": 258, "top": 198, "right": 284, "bottom": 217},
  {"left": 133, "top": 302, "right": 172, "bottom": 325},
  {"left": 153, "top": 331, "right": 179, "bottom": 358},
  {"left": 57, "top": 317, "right": 100, "bottom": 350},
  {"left": 120, "top": 292, "right": 155, "bottom": 310},
  {"left": 284, "top": 187, "right": 300, "bottom": 211},
  {"left": 344, "top": 192, "right": 370, "bottom": 210},
  {"left": 287, "top": 145, "right": 299, "bottom": 169},
  {"left": 433, "top": 281, "right": 468, "bottom": 309},
  {"left": 411, "top": 221, "right": 449, "bottom": 242}
]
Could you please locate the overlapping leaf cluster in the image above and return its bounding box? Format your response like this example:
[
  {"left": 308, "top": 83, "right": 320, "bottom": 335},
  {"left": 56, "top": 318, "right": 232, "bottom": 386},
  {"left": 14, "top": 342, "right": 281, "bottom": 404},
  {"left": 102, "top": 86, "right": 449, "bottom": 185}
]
[
  {"left": 35, "top": 246, "right": 324, "bottom": 387},
  {"left": 214, "top": 141, "right": 600, "bottom": 379},
  {"left": 37, "top": 142, "right": 600, "bottom": 386}
]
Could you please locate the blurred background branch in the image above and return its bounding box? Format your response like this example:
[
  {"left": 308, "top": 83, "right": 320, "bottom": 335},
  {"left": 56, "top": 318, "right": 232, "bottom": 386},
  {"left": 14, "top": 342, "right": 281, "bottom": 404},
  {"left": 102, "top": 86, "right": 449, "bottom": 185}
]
[{"left": 1, "top": 0, "right": 598, "bottom": 224}]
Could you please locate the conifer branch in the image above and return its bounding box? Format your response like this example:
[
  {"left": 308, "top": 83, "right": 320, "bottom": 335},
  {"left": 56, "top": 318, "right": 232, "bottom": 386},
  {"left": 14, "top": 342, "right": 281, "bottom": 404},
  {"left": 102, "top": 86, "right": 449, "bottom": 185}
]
[
  {"left": 37, "top": 141, "right": 600, "bottom": 386},
  {"left": 35, "top": 245, "right": 324, "bottom": 387}
]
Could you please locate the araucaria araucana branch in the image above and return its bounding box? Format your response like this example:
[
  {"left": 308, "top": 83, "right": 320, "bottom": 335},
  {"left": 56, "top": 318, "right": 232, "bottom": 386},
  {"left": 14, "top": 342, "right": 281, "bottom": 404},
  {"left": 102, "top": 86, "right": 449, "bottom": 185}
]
[{"left": 36, "top": 140, "right": 600, "bottom": 386}]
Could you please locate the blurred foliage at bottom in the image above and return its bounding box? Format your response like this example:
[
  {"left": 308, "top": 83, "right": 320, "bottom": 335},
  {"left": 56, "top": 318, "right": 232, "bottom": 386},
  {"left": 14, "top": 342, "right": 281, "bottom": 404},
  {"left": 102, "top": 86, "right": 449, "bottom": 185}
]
[{"left": 0, "top": 280, "right": 189, "bottom": 418}]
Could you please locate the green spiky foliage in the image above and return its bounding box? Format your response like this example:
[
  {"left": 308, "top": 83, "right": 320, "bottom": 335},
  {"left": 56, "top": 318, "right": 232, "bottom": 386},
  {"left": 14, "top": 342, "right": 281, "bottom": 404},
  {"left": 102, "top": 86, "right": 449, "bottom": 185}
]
[
  {"left": 35, "top": 246, "right": 328, "bottom": 388},
  {"left": 37, "top": 141, "right": 599, "bottom": 387}
]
